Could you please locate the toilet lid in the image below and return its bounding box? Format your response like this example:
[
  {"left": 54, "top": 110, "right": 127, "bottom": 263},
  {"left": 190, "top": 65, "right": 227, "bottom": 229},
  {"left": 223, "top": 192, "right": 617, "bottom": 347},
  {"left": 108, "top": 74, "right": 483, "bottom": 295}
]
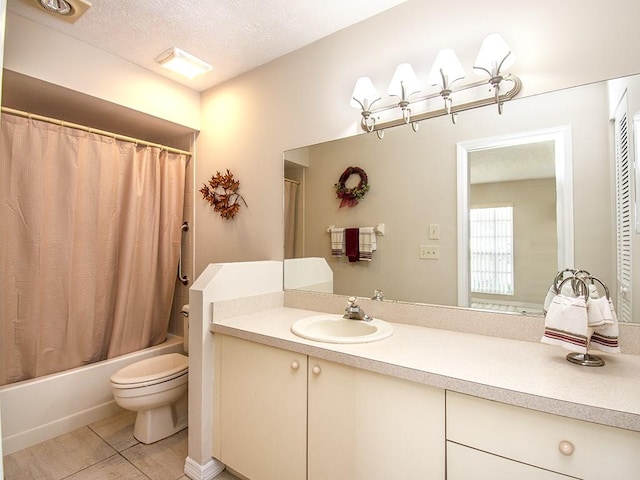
[{"left": 111, "top": 353, "right": 188, "bottom": 385}]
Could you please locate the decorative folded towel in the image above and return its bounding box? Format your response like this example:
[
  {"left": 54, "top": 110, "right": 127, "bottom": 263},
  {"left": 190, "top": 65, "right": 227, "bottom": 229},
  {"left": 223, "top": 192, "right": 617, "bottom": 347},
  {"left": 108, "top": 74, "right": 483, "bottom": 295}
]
[
  {"left": 590, "top": 298, "right": 621, "bottom": 353},
  {"left": 330, "top": 228, "right": 345, "bottom": 257},
  {"left": 541, "top": 293, "right": 589, "bottom": 353},
  {"left": 345, "top": 228, "right": 360, "bottom": 262},
  {"left": 358, "top": 227, "right": 377, "bottom": 261}
]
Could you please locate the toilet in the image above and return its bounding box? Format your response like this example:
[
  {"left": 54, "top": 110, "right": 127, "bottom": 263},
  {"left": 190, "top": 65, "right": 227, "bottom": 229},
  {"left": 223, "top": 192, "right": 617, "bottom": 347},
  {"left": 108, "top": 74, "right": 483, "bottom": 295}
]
[{"left": 110, "top": 306, "right": 190, "bottom": 444}]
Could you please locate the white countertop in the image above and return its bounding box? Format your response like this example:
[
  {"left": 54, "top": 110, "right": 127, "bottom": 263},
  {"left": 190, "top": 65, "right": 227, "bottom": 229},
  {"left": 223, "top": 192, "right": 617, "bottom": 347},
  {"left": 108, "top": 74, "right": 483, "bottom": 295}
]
[{"left": 211, "top": 306, "right": 640, "bottom": 432}]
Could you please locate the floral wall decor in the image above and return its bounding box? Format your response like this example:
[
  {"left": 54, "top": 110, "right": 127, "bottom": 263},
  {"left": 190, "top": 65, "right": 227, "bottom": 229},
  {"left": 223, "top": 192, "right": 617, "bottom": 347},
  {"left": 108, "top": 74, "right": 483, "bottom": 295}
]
[
  {"left": 334, "top": 166, "right": 370, "bottom": 208},
  {"left": 200, "top": 169, "right": 248, "bottom": 219}
]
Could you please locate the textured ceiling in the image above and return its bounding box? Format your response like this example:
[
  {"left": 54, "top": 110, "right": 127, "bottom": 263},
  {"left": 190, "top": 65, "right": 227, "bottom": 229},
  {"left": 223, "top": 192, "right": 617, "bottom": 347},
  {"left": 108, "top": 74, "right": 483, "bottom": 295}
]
[{"left": 7, "top": 0, "right": 410, "bottom": 92}]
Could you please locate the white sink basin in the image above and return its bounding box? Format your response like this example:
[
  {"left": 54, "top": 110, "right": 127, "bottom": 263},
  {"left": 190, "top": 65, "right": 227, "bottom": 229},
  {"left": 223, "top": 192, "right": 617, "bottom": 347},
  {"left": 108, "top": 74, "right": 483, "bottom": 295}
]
[{"left": 291, "top": 314, "right": 393, "bottom": 344}]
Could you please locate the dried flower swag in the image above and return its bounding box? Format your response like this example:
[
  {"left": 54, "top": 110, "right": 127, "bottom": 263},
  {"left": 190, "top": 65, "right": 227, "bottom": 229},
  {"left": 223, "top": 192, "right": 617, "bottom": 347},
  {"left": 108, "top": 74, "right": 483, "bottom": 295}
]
[{"left": 200, "top": 169, "right": 248, "bottom": 219}]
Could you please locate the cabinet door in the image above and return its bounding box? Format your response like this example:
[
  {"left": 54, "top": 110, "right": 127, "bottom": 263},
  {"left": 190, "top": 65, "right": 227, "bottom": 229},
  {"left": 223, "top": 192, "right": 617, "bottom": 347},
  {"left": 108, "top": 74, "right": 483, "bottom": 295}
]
[
  {"left": 447, "top": 442, "right": 577, "bottom": 480},
  {"left": 217, "top": 336, "right": 307, "bottom": 480},
  {"left": 308, "top": 358, "right": 445, "bottom": 480}
]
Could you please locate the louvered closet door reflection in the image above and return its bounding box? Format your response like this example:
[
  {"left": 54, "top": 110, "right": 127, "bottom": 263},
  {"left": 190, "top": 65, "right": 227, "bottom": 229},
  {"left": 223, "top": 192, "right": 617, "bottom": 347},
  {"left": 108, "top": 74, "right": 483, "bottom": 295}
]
[{"left": 614, "top": 92, "right": 633, "bottom": 323}]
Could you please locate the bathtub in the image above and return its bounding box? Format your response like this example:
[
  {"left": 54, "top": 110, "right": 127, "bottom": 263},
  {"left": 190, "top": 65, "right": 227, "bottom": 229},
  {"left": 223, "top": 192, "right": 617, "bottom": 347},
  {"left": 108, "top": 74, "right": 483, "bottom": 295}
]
[{"left": 0, "top": 334, "right": 184, "bottom": 455}]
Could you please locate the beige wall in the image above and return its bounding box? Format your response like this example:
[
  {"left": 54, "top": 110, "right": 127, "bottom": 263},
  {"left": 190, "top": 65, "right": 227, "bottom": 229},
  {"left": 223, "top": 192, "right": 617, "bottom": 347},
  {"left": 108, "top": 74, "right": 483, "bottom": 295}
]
[
  {"left": 196, "top": 0, "right": 640, "bottom": 277},
  {"left": 291, "top": 82, "right": 610, "bottom": 306},
  {"left": 3, "top": 13, "right": 200, "bottom": 130},
  {"left": 3, "top": 1, "right": 640, "bottom": 283}
]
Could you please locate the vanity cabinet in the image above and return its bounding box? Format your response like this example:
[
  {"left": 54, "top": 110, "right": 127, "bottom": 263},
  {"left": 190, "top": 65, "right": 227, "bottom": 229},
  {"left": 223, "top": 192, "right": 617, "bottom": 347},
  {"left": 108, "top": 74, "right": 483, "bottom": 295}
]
[
  {"left": 214, "top": 335, "right": 307, "bottom": 480},
  {"left": 214, "top": 335, "right": 445, "bottom": 480},
  {"left": 307, "top": 358, "right": 445, "bottom": 480},
  {"left": 446, "top": 391, "right": 640, "bottom": 480}
]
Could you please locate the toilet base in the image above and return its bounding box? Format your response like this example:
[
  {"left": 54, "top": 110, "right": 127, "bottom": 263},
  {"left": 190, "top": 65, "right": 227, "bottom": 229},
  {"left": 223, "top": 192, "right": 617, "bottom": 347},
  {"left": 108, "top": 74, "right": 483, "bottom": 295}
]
[{"left": 133, "top": 392, "right": 188, "bottom": 444}]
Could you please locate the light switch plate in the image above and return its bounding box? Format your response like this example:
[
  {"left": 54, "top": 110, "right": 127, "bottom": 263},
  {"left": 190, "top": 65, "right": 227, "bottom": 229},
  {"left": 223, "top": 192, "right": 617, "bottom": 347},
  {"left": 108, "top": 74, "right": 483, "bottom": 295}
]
[{"left": 428, "top": 224, "right": 440, "bottom": 240}]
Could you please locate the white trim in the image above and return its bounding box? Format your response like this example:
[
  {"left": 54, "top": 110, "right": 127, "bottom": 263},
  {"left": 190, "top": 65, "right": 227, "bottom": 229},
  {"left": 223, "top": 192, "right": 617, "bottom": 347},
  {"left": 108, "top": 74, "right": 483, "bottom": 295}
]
[
  {"left": 184, "top": 456, "right": 225, "bottom": 480},
  {"left": 457, "top": 126, "right": 574, "bottom": 307}
]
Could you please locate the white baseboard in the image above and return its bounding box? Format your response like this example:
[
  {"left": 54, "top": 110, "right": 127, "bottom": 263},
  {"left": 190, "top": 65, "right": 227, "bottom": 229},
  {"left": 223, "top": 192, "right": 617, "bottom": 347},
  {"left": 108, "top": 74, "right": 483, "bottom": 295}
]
[
  {"left": 184, "top": 456, "right": 225, "bottom": 480},
  {"left": 2, "top": 401, "right": 121, "bottom": 455}
]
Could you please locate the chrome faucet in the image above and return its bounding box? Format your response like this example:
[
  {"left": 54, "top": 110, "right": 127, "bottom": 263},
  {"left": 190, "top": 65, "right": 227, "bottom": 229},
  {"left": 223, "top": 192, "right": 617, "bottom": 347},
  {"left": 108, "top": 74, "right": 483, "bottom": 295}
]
[
  {"left": 343, "top": 296, "right": 372, "bottom": 322},
  {"left": 371, "top": 289, "right": 384, "bottom": 301}
]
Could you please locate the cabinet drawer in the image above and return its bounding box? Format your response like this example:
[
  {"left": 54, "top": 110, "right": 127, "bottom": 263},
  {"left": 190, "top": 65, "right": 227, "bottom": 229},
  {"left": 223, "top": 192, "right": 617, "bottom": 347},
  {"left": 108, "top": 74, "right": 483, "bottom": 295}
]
[
  {"left": 447, "top": 442, "right": 575, "bottom": 480},
  {"left": 446, "top": 391, "right": 640, "bottom": 480}
]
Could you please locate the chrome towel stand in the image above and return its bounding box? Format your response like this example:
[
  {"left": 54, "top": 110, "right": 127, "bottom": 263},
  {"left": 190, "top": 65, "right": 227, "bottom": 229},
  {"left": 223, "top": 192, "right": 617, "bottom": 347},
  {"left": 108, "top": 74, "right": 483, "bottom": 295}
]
[{"left": 549, "top": 270, "right": 611, "bottom": 367}]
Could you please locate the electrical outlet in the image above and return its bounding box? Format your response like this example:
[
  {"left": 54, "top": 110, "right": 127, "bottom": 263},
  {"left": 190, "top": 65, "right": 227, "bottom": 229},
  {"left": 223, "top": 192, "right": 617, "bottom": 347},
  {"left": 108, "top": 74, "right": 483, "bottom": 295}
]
[
  {"left": 428, "top": 224, "right": 440, "bottom": 240},
  {"left": 419, "top": 245, "right": 439, "bottom": 259}
]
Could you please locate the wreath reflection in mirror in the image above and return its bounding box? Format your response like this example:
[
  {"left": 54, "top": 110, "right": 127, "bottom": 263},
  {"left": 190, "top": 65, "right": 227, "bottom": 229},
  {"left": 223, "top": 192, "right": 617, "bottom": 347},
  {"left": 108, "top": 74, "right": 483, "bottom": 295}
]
[
  {"left": 334, "top": 166, "right": 370, "bottom": 208},
  {"left": 200, "top": 169, "right": 248, "bottom": 220}
]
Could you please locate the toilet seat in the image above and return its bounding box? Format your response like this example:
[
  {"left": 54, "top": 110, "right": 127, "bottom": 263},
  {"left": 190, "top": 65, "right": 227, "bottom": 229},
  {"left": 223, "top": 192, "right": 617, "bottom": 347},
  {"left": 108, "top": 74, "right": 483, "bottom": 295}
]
[{"left": 111, "top": 353, "right": 188, "bottom": 389}]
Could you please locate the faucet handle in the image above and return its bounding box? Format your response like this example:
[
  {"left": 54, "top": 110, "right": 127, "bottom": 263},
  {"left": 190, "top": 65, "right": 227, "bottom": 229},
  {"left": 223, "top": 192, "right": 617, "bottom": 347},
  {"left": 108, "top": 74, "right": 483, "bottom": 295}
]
[{"left": 347, "top": 296, "right": 357, "bottom": 306}]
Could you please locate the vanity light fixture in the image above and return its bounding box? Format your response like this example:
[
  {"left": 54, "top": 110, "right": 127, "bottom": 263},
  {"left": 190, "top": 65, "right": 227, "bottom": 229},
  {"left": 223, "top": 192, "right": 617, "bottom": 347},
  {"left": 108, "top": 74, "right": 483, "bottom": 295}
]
[
  {"left": 351, "top": 33, "right": 521, "bottom": 136},
  {"left": 155, "top": 47, "right": 212, "bottom": 79}
]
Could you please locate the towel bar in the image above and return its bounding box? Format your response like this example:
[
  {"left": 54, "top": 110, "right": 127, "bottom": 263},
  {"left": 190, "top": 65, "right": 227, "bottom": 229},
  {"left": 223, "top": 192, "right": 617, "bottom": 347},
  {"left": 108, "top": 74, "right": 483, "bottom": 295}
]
[{"left": 327, "top": 223, "right": 385, "bottom": 236}]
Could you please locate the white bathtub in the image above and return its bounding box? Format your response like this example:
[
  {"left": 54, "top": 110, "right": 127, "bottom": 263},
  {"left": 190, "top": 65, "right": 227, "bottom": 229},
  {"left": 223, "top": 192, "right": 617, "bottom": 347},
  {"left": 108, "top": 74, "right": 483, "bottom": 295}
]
[{"left": 0, "top": 335, "right": 184, "bottom": 455}]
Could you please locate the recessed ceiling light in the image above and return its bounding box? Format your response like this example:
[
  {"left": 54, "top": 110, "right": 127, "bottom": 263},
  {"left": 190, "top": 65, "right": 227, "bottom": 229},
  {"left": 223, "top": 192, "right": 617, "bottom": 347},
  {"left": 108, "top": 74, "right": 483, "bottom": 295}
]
[
  {"left": 155, "top": 47, "right": 212, "bottom": 79},
  {"left": 19, "top": 0, "right": 92, "bottom": 23},
  {"left": 39, "top": 0, "right": 72, "bottom": 15}
]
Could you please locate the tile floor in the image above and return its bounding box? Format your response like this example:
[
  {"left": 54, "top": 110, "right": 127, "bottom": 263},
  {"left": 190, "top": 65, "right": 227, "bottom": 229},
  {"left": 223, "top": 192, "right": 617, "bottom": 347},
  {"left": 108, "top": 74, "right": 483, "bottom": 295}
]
[{"left": 2, "top": 410, "right": 239, "bottom": 480}]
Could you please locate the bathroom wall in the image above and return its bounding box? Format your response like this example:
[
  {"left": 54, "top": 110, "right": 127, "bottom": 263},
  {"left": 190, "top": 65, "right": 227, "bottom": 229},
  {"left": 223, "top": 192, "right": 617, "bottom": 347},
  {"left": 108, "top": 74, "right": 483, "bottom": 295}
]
[
  {"left": 4, "top": 1, "right": 640, "bottom": 288},
  {"left": 196, "top": 0, "right": 640, "bottom": 278},
  {"left": 294, "top": 82, "right": 610, "bottom": 306},
  {"left": 3, "top": 12, "right": 200, "bottom": 130}
]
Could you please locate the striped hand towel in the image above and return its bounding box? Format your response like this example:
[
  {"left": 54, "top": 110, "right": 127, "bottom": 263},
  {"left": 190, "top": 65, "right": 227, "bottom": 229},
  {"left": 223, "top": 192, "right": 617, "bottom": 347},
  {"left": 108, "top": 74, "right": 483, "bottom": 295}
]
[
  {"left": 358, "top": 227, "right": 377, "bottom": 261},
  {"left": 330, "top": 228, "right": 344, "bottom": 257}
]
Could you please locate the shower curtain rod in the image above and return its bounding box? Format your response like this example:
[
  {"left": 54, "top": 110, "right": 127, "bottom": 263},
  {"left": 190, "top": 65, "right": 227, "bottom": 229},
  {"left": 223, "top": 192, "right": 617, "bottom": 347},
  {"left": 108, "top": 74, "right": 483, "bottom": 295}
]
[
  {"left": 1, "top": 106, "right": 193, "bottom": 157},
  {"left": 284, "top": 178, "right": 300, "bottom": 185}
]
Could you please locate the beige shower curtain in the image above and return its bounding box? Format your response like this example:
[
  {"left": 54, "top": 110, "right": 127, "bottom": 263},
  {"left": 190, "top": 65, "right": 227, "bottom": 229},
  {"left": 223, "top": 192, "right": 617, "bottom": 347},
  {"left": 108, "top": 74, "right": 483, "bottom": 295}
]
[
  {"left": 0, "top": 114, "right": 186, "bottom": 385},
  {"left": 284, "top": 179, "right": 299, "bottom": 258}
]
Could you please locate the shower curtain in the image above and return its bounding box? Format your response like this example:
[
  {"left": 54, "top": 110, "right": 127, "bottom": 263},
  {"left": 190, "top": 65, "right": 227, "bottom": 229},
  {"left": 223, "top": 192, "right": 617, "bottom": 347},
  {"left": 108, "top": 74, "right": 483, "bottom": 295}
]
[
  {"left": 0, "top": 114, "right": 187, "bottom": 386},
  {"left": 284, "top": 179, "right": 299, "bottom": 258}
]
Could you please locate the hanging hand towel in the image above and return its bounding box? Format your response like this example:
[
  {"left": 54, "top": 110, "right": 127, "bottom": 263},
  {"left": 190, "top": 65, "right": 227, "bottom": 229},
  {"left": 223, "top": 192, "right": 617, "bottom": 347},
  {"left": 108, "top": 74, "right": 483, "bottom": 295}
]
[
  {"left": 543, "top": 280, "right": 576, "bottom": 315},
  {"left": 330, "top": 228, "right": 345, "bottom": 257},
  {"left": 590, "top": 298, "right": 621, "bottom": 353},
  {"left": 345, "top": 228, "right": 360, "bottom": 262},
  {"left": 358, "top": 227, "right": 377, "bottom": 261},
  {"left": 541, "top": 293, "right": 589, "bottom": 353}
]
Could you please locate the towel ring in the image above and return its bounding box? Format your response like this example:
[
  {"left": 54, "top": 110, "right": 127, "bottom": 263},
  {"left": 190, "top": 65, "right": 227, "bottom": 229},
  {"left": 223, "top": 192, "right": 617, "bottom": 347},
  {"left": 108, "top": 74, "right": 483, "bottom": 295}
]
[
  {"left": 585, "top": 275, "right": 610, "bottom": 300},
  {"left": 556, "top": 276, "right": 590, "bottom": 301},
  {"left": 553, "top": 268, "right": 579, "bottom": 293}
]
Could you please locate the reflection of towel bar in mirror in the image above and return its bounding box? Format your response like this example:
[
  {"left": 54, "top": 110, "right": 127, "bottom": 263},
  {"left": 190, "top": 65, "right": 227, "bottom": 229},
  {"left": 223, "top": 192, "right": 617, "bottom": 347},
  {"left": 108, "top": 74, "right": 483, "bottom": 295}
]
[{"left": 326, "top": 223, "right": 385, "bottom": 236}]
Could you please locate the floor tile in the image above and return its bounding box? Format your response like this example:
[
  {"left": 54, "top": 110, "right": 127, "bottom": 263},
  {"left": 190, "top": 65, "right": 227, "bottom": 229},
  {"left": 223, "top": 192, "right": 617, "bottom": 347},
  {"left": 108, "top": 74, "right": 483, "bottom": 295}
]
[
  {"left": 214, "top": 471, "right": 242, "bottom": 480},
  {"left": 64, "top": 454, "right": 150, "bottom": 480},
  {"left": 121, "top": 428, "right": 188, "bottom": 480},
  {"left": 3, "top": 427, "right": 116, "bottom": 480},
  {"left": 89, "top": 409, "right": 139, "bottom": 452}
]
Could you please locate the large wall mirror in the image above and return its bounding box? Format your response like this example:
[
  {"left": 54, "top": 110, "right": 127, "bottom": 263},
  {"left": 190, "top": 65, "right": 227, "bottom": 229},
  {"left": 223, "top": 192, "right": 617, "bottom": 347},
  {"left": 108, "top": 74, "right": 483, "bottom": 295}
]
[{"left": 284, "top": 73, "right": 640, "bottom": 323}]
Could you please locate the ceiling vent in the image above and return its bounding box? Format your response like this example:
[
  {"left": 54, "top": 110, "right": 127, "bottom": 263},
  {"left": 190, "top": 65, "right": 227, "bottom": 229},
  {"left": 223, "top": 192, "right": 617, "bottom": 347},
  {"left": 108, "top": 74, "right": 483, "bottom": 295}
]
[{"left": 19, "top": 0, "right": 92, "bottom": 23}]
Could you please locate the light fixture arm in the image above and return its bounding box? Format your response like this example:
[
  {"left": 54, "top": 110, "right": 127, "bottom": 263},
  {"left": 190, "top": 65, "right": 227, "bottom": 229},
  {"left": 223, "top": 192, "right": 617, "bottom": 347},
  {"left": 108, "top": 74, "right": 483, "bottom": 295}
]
[{"left": 352, "top": 96, "right": 381, "bottom": 132}]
